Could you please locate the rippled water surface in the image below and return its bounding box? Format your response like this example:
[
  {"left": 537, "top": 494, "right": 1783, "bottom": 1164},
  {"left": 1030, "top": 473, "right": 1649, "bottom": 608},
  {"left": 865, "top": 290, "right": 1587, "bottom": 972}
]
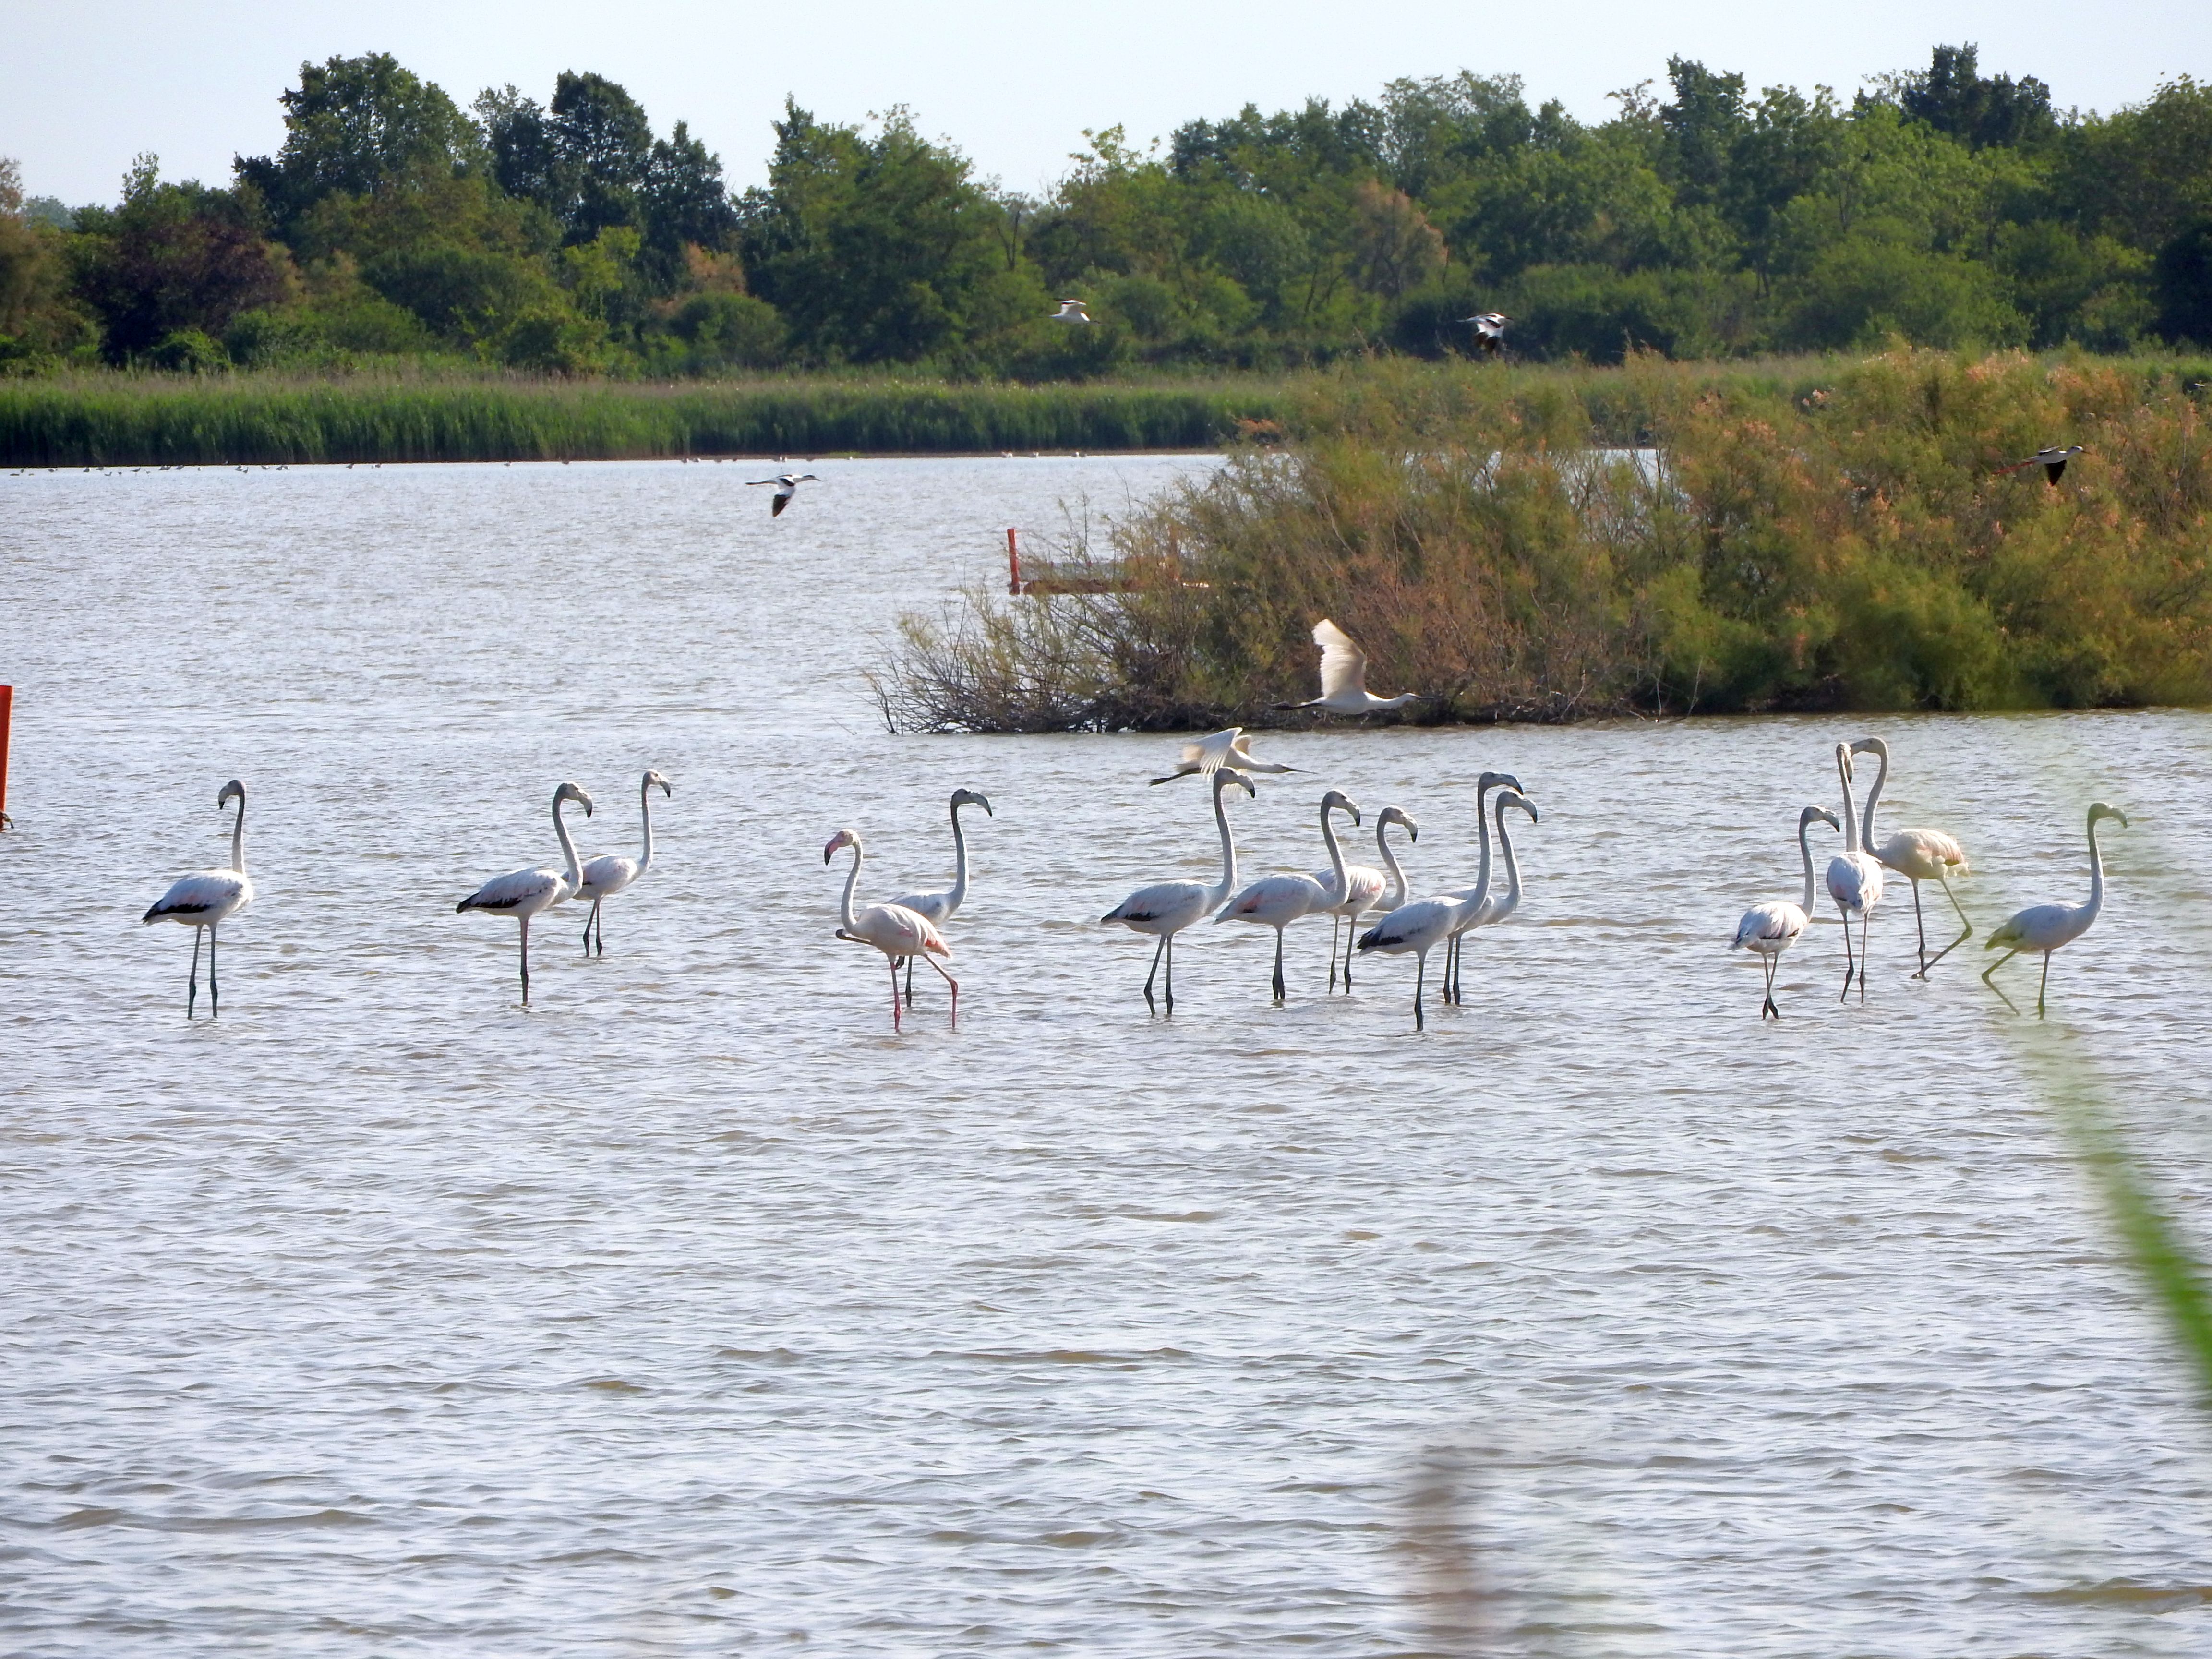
[{"left": 6, "top": 455, "right": 2212, "bottom": 1656}]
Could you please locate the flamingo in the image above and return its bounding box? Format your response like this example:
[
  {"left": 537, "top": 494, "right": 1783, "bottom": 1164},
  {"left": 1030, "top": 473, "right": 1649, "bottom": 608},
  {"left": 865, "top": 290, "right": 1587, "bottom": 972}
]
[
  {"left": 1731, "top": 806, "right": 1842, "bottom": 1019},
  {"left": 457, "top": 782, "right": 593, "bottom": 1005},
  {"left": 575, "top": 770, "right": 672, "bottom": 955},
  {"left": 1314, "top": 805, "right": 1419, "bottom": 991},
  {"left": 747, "top": 472, "right": 819, "bottom": 516},
  {"left": 1848, "top": 737, "right": 1972, "bottom": 976},
  {"left": 1826, "top": 744, "right": 1885, "bottom": 1002},
  {"left": 1462, "top": 311, "right": 1511, "bottom": 353},
  {"left": 1150, "top": 727, "right": 1295, "bottom": 785},
  {"left": 1435, "top": 770, "right": 1525, "bottom": 1003},
  {"left": 1101, "top": 768, "right": 1255, "bottom": 1014},
  {"left": 141, "top": 778, "right": 255, "bottom": 1018},
  {"left": 1051, "top": 299, "right": 1093, "bottom": 323},
  {"left": 1356, "top": 789, "right": 1535, "bottom": 1031},
  {"left": 1216, "top": 790, "right": 1361, "bottom": 1001},
  {"left": 1996, "top": 445, "right": 2083, "bottom": 484},
  {"left": 888, "top": 788, "right": 994, "bottom": 1003},
  {"left": 825, "top": 828, "right": 955, "bottom": 1030},
  {"left": 1274, "top": 619, "right": 1422, "bottom": 716},
  {"left": 1983, "top": 803, "right": 2127, "bottom": 1017},
  {"left": 1444, "top": 780, "right": 1541, "bottom": 1006}
]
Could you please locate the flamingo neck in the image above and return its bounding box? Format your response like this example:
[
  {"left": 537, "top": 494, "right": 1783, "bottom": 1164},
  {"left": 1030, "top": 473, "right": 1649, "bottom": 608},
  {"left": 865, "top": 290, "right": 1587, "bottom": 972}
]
[
  {"left": 838, "top": 841, "right": 865, "bottom": 932},
  {"left": 228, "top": 793, "right": 247, "bottom": 875},
  {"left": 1455, "top": 787, "right": 1495, "bottom": 922},
  {"left": 1491, "top": 797, "right": 1523, "bottom": 919},
  {"left": 1859, "top": 744, "right": 1890, "bottom": 851},
  {"left": 1797, "top": 816, "right": 1820, "bottom": 914},
  {"left": 2084, "top": 810, "right": 2108, "bottom": 918},
  {"left": 1205, "top": 778, "right": 1240, "bottom": 907},
  {"left": 1837, "top": 754, "right": 1863, "bottom": 853},
  {"left": 1376, "top": 819, "right": 1410, "bottom": 910},
  {"left": 946, "top": 800, "right": 973, "bottom": 912},
  {"left": 637, "top": 778, "right": 657, "bottom": 875},
  {"left": 1318, "top": 800, "right": 1350, "bottom": 903},
  {"left": 552, "top": 793, "right": 584, "bottom": 896}
]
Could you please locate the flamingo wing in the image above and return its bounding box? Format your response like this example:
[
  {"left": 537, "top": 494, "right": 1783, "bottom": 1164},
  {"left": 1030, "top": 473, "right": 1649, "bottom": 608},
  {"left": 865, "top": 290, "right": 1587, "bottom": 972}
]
[
  {"left": 458, "top": 866, "right": 565, "bottom": 914},
  {"left": 144, "top": 869, "right": 250, "bottom": 924}
]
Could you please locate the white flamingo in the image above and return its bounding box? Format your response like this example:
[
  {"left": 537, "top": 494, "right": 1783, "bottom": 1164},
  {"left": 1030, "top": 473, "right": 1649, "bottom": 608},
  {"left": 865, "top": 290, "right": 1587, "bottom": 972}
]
[
  {"left": 1216, "top": 790, "right": 1360, "bottom": 1001},
  {"left": 1314, "top": 804, "right": 1419, "bottom": 992},
  {"left": 747, "top": 472, "right": 819, "bottom": 517},
  {"left": 456, "top": 782, "right": 593, "bottom": 1005},
  {"left": 888, "top": 788, "right": 994, "bottom": 1002},
  {"left": 1444, "top": 781, "right": 1541, "bottom": 1006},
  {"left": 576, "top": 769, "right": 671, "bottom": 955},
  {"left": 825, "top": 828, "right": 956, "bottom": 1030},
  {"left": 1356, "top": 788, "right": 1536, "bottom": 1030},
  {"left": 1848, "top": 736, "right": 1972, "bottom": 976},
  {"left": 141, "top": 778, "right": 255, "bottom": 1018},
  {"left": 1437, "top": 770, "right": 1525, "bottom": 1003},
  {"left": 1151, "top": 727, "right": 1296, "bottom": 785},
  {"left": 1826, "top": 744, "right": 1885, "bottom": 1002},
  {"left": 1101, "top": 768, "right": 1254, "bottom": 1014},
  {"left": 1731, "top": 806, "right": 1842, "bottom": 1019},
  {"left": 1983, "top": 803, "right": 2127, "bottom": 1017},
  {"left": 1275, "top": 618, "right": 1422, "bottom": 716}
]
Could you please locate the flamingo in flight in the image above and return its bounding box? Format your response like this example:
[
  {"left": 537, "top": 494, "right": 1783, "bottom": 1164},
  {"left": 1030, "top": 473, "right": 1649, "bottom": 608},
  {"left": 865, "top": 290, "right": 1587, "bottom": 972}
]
[
  {"left": 1983, "top": 803, "right": 2127, "bottom": 1017},
  {"left": 748, "top": 472, "right": 819, "bottom": 516},
  {"left": 1849, "top": 737, "right": 1972, "bottom": 976},
  {"left": 826, "top": 828, "right": 955, "bottom": 1030},
  {"left": 1102, "top": 767, "right": 1254, "bottom": 1014},
  {"left": 1151, "top": 727, "right": 1295, "bottom": 785},
  {"left": 141, "top": 778, "right": 255, "bottom": 1018},
  {"left": 1731, "top": 806, "right": 1841, "bottom": 1019},
  {"left": 888, "top": 788, "right": 993, "bottom": 1003},
  {"left": 1275, "top": 619, "right": 1422, "bottom": 716},
  {"left": 1826, "top": 744, "right": 1885, "bottom": 1002},
  {"left": 1216, "top": 789, "right": 1361, "bottom": 1001},
  {"left": 457, "top": 782, "right": 592, "bottom": 1005},
  {"left": 575, "top": 770, "right": 671, "bottom": 955}
]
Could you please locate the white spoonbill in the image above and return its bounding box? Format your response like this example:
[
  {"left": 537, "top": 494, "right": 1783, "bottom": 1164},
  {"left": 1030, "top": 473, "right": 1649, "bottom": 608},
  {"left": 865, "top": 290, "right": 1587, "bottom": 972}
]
[
  {"left": 576, "top": 769, "right": 671, "bottom": 955},
  {"left": 747, "top": 471, "right": 819, "bottom": 517},
  {"left": 1275, "top": 619, "right": 1422, "bottom": 717},
  {"left": 1731, "top": 806, "right": 1842, "bottom": 1020},
  {"left": 888, "top": 788, "right": 994, "bottom": 1003},
  {"left": 1436, "top": 770, "right": 1525, "bottom": 1004},
  {"left": 1101, "top": 768, "right": 1255, "bottom": 1014},
  {"left": 1848, "top": 736, "right": 1972, "bottom": 977},
  {"left": 1983, "top": 803, "right": 2127, "bottom": 1018},
  {"left": 1356, "top": 789, "right": 1534, "bottom": 1031},
  {"left": 456, "top": 782, "right": 592, "bottom": 1006},
  {"left": 825, "top": 828, "right": 955, "bottom": 1030},
  {"left": 141, "top": 778, "right": 255, "bottom": 1019},
  {"left": 1151, "top": 727, "right": 1295, "bottom": 785},
  {"left": 1826, "top": 744, "right": 1885, "bottom": 1002},
  {"left": 1314, "top": 804, "right": 1419, "bottom": 992},
  {"left": 1445, "top": 781, "right": 1540, "bottom": 1006},
  {"left": 1216, "top": 789, "right": 1360, "bottom": 1001},
  {"left": 1051, "top": 298, "right": 1094, "bottom": 323}
]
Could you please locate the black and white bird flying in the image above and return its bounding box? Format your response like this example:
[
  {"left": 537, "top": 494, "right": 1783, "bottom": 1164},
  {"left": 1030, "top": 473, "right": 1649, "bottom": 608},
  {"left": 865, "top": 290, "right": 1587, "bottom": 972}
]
[
  {"left": 1997, "top": 445, "right": 2084, "bottom": 485},
  {"left": 748, "top": 472, "right": 820, "bottom": 516},
  {"left": 1462, "top": 312, "right": 1511, "bottom": 354},
  {"left": 1051, "top": 298, "right": 1093, "bottom": 324}
]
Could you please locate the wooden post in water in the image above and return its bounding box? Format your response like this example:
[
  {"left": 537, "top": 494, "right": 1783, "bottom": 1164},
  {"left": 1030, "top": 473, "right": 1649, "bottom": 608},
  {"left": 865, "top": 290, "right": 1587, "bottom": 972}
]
[
  {"left": 1007, "top": 527, "right": 1022, "bottom": 595},
  {"left": 0, "top": 685, "right": 12, "bottom": 830}
]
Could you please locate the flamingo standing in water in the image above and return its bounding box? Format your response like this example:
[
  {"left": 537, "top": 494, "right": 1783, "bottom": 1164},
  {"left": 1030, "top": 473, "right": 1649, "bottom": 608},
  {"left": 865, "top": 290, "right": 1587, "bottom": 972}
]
[
  {"left": 1356, "top": 788, "right": 1537, "bottom": 1031},
  {"left": 888, "top": 788, "right": 994, "bottom": 1003},
  {"left": 1314, "top": 805, "right": 1419, "bottom": 991},
  {"left": 1216, "top": 790, "right": 1360, "bottom": 1001},
  {"left": 825, "top": 828, "right": 955, "bottom": 1030},
  {"left": 1731, "top": 806, "right": 1842, "bottom": 1019},
  {"left": 1101, "top": 768, "right": 1254, "bottom": 1014},
  {"left": 575, "top": 770, "right": 671, "bottom": 955},
  {"left": 1437, "top": 771, "right": 1525, "bottom": 1003},
  {"left": 1444, "top": 783, "right": 1540, "bottom": 1005},
  {"left": 1826, "top": 744, "right": 1885, "bottom": 1002},
  {"left": 1848, "top": 737, "right": 1972, "bottom": 977},
  {"left": 1983, "top": 803, "right": 2127, "bottom": 1017},
  {"left": 141, "top": 778, "right": 255, "bottom": 1018},
  {"left": 457, "top": 782, "right": 593, "bottom": 1005}
]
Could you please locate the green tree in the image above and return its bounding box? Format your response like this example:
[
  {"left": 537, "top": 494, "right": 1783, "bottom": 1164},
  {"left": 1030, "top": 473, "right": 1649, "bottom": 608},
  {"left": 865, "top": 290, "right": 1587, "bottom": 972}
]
[
  {"left": 235, "top": 54, "right": 483, "bottom": 228},
  {"left": 1892, "top": 43, "right": 2055, "bottom": 151}
]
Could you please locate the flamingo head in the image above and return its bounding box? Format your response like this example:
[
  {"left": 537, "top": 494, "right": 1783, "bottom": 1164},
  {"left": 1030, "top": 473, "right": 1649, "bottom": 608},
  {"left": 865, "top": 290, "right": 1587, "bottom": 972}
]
[
  {"left": 1214, "top": 769, "right": 1257, "bottom": 799},
  {"left": 1801, "top": 805, "right": 1841, "bottom": 834},
  {"left": 644, "top": 770, "right": 673, "bottom": 797},
  {"left": 2088, "top": 802, "right": 2128, "bottom": 831},
  {"left": 1847, "top": 736, "right": 1889, "bottom": 765},
  {"left": 1320, "top": 788, "right": 1361, "bottom": 825},
  {"left": 555, "top": 781, "right": 594, "bottom": 817},
  {"left": 1496, "top": 790, "right": 1539, "bottom": 824},
  {"left": 952, "top": 788, "right": 993, "bottom": 816},
  {"left": 823, "top": 827, "right": 860, "bottom": 863},
  {"left": 217, "top": 779, "right": 245, "bottom": 808},
  {"left": 1378, "top": 805, "right": 1419, "bottom": 842}
]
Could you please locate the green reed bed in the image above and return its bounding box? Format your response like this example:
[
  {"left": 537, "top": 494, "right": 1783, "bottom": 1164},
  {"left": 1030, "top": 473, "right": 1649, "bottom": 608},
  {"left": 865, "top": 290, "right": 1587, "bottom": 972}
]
[
  {"left": 0, "top": 373, "right": 1297, "bottom": 466},
  {"left": 874, "top": 349, "right": 2212, "bottom": 731}
]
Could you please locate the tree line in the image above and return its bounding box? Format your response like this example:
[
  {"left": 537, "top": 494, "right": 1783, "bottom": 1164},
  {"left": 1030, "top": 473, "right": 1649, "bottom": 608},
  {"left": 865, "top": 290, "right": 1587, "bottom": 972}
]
[{"left": 2, "top": 47, "right": 2210, "bottom": 377}]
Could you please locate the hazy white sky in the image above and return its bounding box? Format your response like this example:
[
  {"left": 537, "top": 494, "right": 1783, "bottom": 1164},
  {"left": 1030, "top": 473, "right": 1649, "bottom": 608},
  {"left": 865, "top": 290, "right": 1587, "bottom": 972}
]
[{"left": 5, "top": 0, "right": 2207, "bottom": 206}]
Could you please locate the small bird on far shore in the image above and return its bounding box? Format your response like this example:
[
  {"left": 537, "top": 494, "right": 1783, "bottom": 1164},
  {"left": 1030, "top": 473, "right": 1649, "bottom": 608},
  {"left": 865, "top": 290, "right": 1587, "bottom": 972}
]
[
  {"left": 748, "top": 472, "right": 819, "bottom": 516},
  {"left": 1275, "top": 619, "right": 1422, "bottom": 717},
  {"left": 1997, "top": 445, "right": 2084, "bottom": 484}
]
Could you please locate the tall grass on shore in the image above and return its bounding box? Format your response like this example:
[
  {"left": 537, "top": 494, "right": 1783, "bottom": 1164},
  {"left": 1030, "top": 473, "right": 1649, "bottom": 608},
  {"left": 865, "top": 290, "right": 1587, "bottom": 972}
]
[
  {"left": 876, "top": 349, "right": 2212, "bottom": 729},
  {"left": 0, "top": 373, "right": 1292, "bottom": 466}
]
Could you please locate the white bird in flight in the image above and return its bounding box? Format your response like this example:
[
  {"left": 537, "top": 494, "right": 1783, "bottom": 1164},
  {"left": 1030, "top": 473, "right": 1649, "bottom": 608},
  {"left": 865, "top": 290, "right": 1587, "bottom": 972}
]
[
  {"left": 141, "top": 778, "right": 255, "bottom": 1019},
  {"left": 1848, "top": 737, "right": 1972, "bottom": 977},
  {"left": 1051, "top": 299, "right": 1093, "bottom": 323},
  {"left": 1102, "top": 768, "right": 1255, "bottom": 1015},
  {"left": 575, "top": 770, "right": 672, "bottom": 955},
  {"left": 748, "top": 472, "right": 819, "bottom": 516},
  {"left": 1983, "top": 802, "right": 2126, "bottom": 1018},
  {"left": 457, "top": 782, "right": 593, "bottom": 1006},
  {"left": 888, "top": 788, "right": 994, "bottom": 1004},
  {"left": 1731, "top": 805, "right": 1841, "bottom": 1019},
  {"left": 1462, "top": 312, "right": 1511, "bottom": 353},
  {"left": 826, "top": 828, "right": 956, "bottom": 1030},
  {"left": 1996, "top": 445, "right": 2084, "bottom": 485},
  {"left": 1275, "top": 619, "right": 1422, "bottom": 717},
  {"left": 1150, "top": 727, "right": 1295, "bottom": 785},
  {"left": 1825, "top": 744, "right": 1885, "bottom": 1002}
]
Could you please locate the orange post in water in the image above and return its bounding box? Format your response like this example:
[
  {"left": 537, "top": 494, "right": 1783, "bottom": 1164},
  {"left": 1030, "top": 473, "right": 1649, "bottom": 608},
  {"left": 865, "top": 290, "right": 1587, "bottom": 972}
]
[
  {"left": 1007, "top": 527, "right": 1022, "bottom": 595},
  {"left": 0, "top": 685, "right": 11, "bottom": 829}
]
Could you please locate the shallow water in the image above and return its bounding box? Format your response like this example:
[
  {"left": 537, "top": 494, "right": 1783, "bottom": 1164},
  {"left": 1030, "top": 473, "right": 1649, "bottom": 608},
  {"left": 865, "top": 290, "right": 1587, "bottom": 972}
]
[{"left": 5, "top": 455, "right": 2212, "bottom": 1657}]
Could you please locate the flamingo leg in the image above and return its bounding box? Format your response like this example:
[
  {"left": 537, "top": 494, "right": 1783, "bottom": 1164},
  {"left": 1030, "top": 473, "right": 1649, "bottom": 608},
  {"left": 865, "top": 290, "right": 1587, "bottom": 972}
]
[
  {"left": 1142, "top": 936, "right": 1166, "bottom": 1014},
  {"left": 1271, "top": 928, "right": 1286, "bottom": 1002},
  {"left": 1761, "top": 953, "right": 1778, "bottom": 1019},
  {"left": 2037, "top": 950, "right": 2052, "bottom": 1019},
  {"left": 1856, "top": 913, "right": 1872, "bottom": 1002},
  {"left": 1836, "top": 904, "right": 1855, "bottom": 1001},
  {"left": 186, "top": 926, "right": 203, "bottom": 1018},
  {"left": 1981, "top": 947, "right": 2020, "bottom": 1013},
  {"left": 208, "top": 924, "right": 219, "bottom": 1019},
  {"left": 582, "top": 902, "right": 596, "bottom": 954},
  {"left": 925, "top": 954, "right": 959, "bottom": 1025},
  {"left": 518, "top": 916, "right": 531, "bottom": 1006},
  {"left": 889, "top": 956, "right": 902, "bottom": 1031},
  {"left": 1413, "top": 951, "right": 1428, "bottom": 1031},
  {"left": 1916, "top": 873, "right": 1974, "bottom": 975},
  {"left": 1908, "top": 881, "right": 1929, "bottom": 976},
  {"left": 1327, "top": 916, "right": 1341, "bottom": 991},
  {"left": 1342, "top": 923, "right": 1355, "bottom": 991},
  {"left": 903, "top": 954, "right": 915, "bottom": 1006},
  {"left": 1164, "top": 933, "right": 1176, "bottom": 1016}
]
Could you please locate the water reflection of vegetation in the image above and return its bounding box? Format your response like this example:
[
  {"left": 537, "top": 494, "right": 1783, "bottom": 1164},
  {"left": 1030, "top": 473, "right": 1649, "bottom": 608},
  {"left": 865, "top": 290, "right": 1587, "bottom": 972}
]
[{"left": 876, "top": 348, "right": 2212, "bottom": 730}]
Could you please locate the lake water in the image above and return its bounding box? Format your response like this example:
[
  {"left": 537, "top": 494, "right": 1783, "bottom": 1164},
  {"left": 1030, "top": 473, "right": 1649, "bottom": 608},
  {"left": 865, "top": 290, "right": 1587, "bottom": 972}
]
[{"left": 5, "top": 454, "right": 2212, "bottom": 1657}]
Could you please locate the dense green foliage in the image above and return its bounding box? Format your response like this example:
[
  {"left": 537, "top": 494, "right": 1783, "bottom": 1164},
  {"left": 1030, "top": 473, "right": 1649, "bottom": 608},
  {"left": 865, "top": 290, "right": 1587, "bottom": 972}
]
[
  {"left": 5, "top": 46, "right": 2212, "bottom": 380},
  {"left": 875, "top": 349, "right": 2212, "bottom": 728}
]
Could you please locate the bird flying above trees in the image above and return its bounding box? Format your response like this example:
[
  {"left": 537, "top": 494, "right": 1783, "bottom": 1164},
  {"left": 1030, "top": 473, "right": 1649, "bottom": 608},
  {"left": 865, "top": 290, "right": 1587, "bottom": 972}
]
[
  {"left": 1275, "top": 619, "right": 1422, "bottom": 717},
  {"left": 1997, "top": 445, "right": 2084, "bottom": 484},
  {"left": 1051, "top": 299, "right": 1093, "bottom": 324}
]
